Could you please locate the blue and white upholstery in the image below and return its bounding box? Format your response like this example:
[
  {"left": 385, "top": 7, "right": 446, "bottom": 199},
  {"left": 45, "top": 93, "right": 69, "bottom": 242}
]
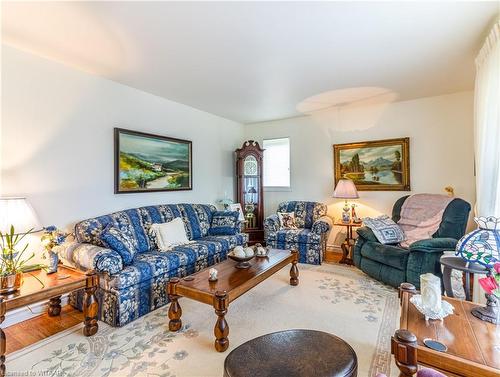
[
  {"left": 264, "top": 201, "right": 332, "bottom": 264},
  {"left": 66, "top": 204, "right": 248, "bottom": 327}
]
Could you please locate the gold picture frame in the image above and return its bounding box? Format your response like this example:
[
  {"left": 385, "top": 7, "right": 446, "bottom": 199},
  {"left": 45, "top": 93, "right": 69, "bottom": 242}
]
[{"left": 333, "top": 137, "right": 410, "bottom": 191}]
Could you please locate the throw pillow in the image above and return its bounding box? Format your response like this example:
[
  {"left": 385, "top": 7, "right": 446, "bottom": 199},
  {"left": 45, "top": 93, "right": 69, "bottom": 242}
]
[
  {"left": 278, "top": 212, "right": 298, "bottom": 229},
  {"left": 363, "top": 215, "right": 406, "bottom": 245},
  {"left": 100, "top": 225, "right": 138, "bottom": 265},
  {"left": 209, "top": 211, "right": 240, "bottom": 236},
  {"left": 149, "top": 217, "right": 192, "bottom": 251}
]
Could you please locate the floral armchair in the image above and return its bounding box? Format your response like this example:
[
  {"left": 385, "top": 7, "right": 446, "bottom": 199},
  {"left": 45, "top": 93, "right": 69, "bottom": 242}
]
[{"left": 264, "top": 201, "right": 333, "bottom": 264}]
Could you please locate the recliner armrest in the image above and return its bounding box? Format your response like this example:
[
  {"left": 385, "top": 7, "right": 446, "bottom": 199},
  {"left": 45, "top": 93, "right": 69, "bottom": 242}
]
[
  {"left": 54, "top": 241, "right": 124, "bottom": 275},
  {"left": 408, "top": 237, "right": 458, "bottom": 253},
  {"left": 356, "top": 226, "right": 379, "bottom": 242}
]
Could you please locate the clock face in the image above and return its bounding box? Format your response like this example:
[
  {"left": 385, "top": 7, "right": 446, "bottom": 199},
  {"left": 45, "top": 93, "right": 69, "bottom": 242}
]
[{"left": 244, "top": 156, "right": 258, "bottom": 175}]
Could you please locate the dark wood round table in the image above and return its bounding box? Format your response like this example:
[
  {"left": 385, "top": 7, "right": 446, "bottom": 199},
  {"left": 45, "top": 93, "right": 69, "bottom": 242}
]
[
  {"left": 440, "top": 255, "right": 488, "bottom": 301},
  {"left": 223, "top": 329, "right": 358, "bottom": 377}
]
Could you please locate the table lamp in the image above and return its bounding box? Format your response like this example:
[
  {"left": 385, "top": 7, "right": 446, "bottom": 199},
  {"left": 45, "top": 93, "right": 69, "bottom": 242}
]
[
  {"left": 0, "top": 197, "right": 41, "bottom": 234},
  {"left": 333, "top": 179, "right": 359, "bottom": 223},
  {"left": 455, "top": 216, "right": 500, "bottom": 323}
]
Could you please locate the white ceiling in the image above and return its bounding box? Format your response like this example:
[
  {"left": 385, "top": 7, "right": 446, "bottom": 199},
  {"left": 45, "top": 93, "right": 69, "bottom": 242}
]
[{"left": 2, "top": 1, "right": 498, "bottom": 124}]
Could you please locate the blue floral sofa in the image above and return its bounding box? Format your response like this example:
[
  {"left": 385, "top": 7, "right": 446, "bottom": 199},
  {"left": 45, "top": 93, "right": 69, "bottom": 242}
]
[
  {"left": 264, "top": 201, "right": 333, "bottom": 264},
  {"left": 64, "top": 204, "right": 248, "bottom": 327}
]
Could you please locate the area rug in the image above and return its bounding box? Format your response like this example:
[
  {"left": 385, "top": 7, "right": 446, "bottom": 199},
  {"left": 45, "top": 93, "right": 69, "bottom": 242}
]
[{"left": 7, "top": 263, "right": 400, "bottom": 376}]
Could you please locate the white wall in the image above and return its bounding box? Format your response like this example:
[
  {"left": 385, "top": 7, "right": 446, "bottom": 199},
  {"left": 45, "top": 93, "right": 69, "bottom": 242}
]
[
  {"left": 244, "top": 91, "right": 476, "bottom": 247},
  {"left": 1, "top": 46, "right": 244, "bottom": 231}
]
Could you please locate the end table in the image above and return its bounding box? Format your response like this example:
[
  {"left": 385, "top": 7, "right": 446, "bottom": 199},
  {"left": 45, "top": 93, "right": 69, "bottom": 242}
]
[
  {"left": 334, "top": 221, "right": 362, "bottom": 265},
  {"left": 0, "top": 266, "right": 99, "bottom": 376},
  {"left": 440, "top": 255, "right": 488, "bottom": 301}
]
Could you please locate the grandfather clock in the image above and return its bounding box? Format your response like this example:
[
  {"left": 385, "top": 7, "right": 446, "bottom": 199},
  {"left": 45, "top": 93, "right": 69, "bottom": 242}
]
[{"left": 235, "top": 140, "right": 264, "bottom": 245}]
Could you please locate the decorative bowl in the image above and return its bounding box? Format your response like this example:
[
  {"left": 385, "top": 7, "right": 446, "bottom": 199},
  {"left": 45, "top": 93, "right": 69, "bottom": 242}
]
[
  {"left": 227, "top": 252, "right": 254, "bottom": 269},
  {"left": 255, "top": 246, "right": 269, "bottom": 258}
]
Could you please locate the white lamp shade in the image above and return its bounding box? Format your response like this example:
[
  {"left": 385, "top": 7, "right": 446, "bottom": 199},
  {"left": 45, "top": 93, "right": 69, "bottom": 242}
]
[
  {"left": 333, "top": 179, "right": 359, "bottom": 199},
  {"left": 0, "top": 197, "right": 41, "bottom": 234}
]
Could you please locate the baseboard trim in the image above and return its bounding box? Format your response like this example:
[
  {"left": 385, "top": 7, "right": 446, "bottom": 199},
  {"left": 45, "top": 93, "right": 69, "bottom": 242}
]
[
  {"left": 327, "top": 244, "right": 342, "bottom": 252},
  {"left": 3, "top": 294, "right": 70, "bottom": 327}
]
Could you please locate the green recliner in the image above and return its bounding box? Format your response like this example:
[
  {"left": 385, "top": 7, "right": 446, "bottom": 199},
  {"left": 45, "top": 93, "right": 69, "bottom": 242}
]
[{"left": 353, "top": 195, "right": 471, "bottom": 289}]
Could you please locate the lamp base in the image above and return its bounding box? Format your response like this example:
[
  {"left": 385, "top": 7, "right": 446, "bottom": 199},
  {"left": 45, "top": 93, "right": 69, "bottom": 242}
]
[
  {"left": 342, "top": 200, "right": 351, "bottom": 223},
  {"left": 471, "top": 294, "right": 499, "bottom": 325}
]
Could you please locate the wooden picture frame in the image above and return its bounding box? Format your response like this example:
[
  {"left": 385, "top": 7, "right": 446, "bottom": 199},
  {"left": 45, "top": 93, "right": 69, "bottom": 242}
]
[
  {"left": 333, "top": 137, "right": 410, "bottom": 191},
  {"left": 114, "top": 128, "right": 192, "bottom": 194}
]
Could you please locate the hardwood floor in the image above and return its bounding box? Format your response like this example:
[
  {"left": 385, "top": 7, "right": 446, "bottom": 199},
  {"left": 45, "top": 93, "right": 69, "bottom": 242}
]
[
  {"left": 324, "top": 247, "right": 343, "bottom": 263},
  {"left": 4, "top": 304, "right": 83, "bottom": 354},
  {"left": 4, "top": 251, "right": 344, "bottom": 355}
]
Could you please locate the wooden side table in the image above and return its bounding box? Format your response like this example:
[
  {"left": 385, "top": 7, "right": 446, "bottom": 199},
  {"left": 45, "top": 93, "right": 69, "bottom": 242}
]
[
  {"left": 393, "top": 283, "right": 500, "bottom": 377},
  {"left": 0, "top": 266, "right": 99, "bottom": 376},
  {"left": 334, "top": 221, "right": 362, "bottom": 265},
  {"left": 440, "top": 256, "right": 488, "bottom": 301}
]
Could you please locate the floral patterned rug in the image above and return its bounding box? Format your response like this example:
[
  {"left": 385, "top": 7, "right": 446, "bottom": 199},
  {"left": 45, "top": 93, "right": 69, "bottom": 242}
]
[{"left": 7, "top": 263, "right": 400, "bottom": 377}]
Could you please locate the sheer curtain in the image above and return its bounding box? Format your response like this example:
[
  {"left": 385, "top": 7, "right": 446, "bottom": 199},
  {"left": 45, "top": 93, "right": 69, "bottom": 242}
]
[
  {"left": 475, "top": 20, "right": 500, "bottom": 217},
  {"left": 473, "top": 20, "right": 500, "bottom": 302}
]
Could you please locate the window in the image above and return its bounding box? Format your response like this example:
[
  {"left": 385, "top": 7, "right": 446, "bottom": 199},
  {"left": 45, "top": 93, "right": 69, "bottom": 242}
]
[{"left": 263, "top": 137, "right": 290, "bottom": 188}]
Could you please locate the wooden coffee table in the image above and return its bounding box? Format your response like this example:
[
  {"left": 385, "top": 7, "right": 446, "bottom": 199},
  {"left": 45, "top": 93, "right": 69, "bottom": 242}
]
[
  {"left": 392, "top": 283, "right": 500, "bottom": 377},
  {"left": 167, "top": 249, "right": 299, "bottom": 352},
  {"left": 0, "top": 266, "right": 99, "bottom": 377}
]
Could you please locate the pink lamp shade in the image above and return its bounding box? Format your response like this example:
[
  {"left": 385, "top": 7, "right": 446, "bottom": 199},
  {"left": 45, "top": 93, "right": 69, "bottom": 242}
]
[{"left": 333, "top": 179, "right": 359, "bottom": 199}]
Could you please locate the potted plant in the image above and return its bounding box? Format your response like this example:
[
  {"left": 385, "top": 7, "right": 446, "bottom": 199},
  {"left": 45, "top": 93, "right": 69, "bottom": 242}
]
[{"left": 0, "top": 225, "right": 46, "bottom": 293}]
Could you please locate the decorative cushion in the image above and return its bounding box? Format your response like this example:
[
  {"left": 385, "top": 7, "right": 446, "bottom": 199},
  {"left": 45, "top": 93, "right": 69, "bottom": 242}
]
[
  {"left": 363, "top": 215, "right": 406, "bottom": 245},
  {"left": 277, "top": 201, "right": 327, "bottom": 229},
  {"left": 149, "top": 218, "right": 191, "bottom": 251},
  {"left": 278, "top": 212, "right": 298, "bottom": 229},
  {"left": 209, "top": 211, "right": 240, "bottom": 236},
  {"left": 100, "top": 225, "right": 138, "bottom": 265}
]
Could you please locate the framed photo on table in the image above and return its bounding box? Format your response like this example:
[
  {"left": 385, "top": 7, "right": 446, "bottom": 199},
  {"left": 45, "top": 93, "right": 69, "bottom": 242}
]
[{"left": 229, "top": 203, "right": 245, "bottom": 221}]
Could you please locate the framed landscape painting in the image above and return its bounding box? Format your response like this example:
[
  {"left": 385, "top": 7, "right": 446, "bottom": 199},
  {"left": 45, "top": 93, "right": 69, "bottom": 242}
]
[
  {"left": 114, "top": 128, "right": 192, "bottom": 193},
  {"left": 333, "top": 137, "right": 410, "bottom": 191}
]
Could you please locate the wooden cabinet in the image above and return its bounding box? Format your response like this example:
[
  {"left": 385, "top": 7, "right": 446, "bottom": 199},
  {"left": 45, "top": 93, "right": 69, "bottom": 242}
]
[{"left": 235, "top": 141, "right": 264, "bottom": 245}]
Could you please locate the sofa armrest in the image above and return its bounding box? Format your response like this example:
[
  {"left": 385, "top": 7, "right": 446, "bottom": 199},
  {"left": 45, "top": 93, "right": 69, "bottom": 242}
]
[
  {"left": 54, "top": 241, "right": 123, "bottom": 275},
  {"left": 311, "top": 216, "right": 333, "bottom": 235},
  {"left": 264, "top": 214, "right": 280, "bottom": 233},
  {"left": 356, "top": 226, "right": 379, "bottom": 243},
  {"left": 409, "top": 238, "right": 458, "bottom": 253},
  {"left": 236, "top": 221, "right": 244, "bottom": 233}
]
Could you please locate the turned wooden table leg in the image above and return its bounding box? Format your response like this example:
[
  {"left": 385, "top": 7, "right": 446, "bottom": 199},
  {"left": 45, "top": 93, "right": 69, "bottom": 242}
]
[
  {"left": 83, "top": 270, "right": 99, "bottom": 336},
  {"left": 168, "top": 277, "right": 182, "bottom": 331},
  {"left": 391, "top": 329, "right": 418, "bottom": 377},
  {"left": 0, "top": 298, "right": 6, "bottom": 377},
  {"left": 290, "top": 249, "right": 299, "bottom": 286},
  {"left": 48, "top": 295, "right": 62, "bottom": 316},
  {"left": 339, "top": 225, "right": 355, "bottom": 265},
  {"left": 213, "top": 290, "right": 229, "bottom": 352},
  {"left": 399, "top": 283, "right": 417, "bottom": 305}
]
